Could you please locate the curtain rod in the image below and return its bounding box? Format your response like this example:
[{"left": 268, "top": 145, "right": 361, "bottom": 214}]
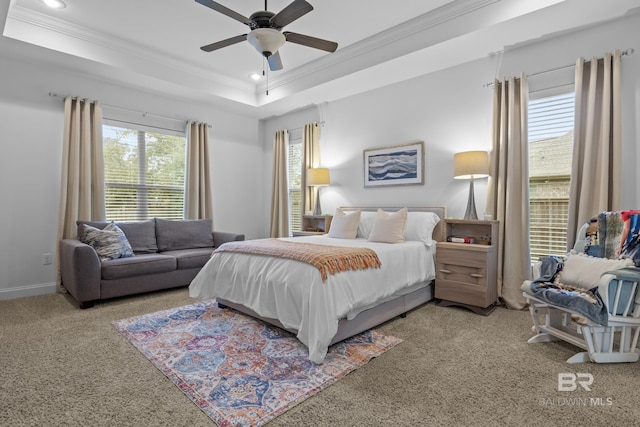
[
  {"left": 286, "top": 121, "right": 326, "bottom": 133},
  {"left": 48, "top": 92, "right": 210, "bottom": 127},
  {"left": 483, "top": 48, "right": 635, "bottom": 88}
]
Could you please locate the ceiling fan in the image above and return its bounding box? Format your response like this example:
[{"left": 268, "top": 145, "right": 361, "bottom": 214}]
[{"left": 195, "top": 0, "right": 338, "bottom": 71}]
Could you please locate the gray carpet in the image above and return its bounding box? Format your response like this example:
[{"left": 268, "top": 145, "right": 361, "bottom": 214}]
[{"left": 1, "top": 288, "right": 638, "bottom": 427}]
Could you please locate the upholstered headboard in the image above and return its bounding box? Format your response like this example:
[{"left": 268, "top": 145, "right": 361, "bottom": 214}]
[{"left": 339, "top": 206, "right": 447, "bottom": 242}]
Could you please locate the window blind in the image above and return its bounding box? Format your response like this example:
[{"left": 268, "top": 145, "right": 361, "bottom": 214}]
[
  {"left": 103, "top": 120, "right": 186, "bottom": 222},
  {"left": 288, "top": 140, "right": 303, "bottom": 233},
  {"left": 528, "top": 92, "right": 575, "bottom": 261}
]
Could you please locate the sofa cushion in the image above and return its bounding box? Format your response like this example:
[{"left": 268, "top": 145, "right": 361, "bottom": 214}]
[
  {"left": 155, "top": 218, "right": 214, "bottom": 251},
  {"left": 161, "top": 248, "right": 214, "bottom": 270},
  {"left": 80, "top": 223, "right": 134, "bottom": 261},
  {"left": 116, "top": 220, "right": 158, "bottom": 254},
  {"left": 78, "top": 219, "right": 158, "bottom": 254},
  {"left": 101, "top": 254, "right": 176, "bottom": 280}
]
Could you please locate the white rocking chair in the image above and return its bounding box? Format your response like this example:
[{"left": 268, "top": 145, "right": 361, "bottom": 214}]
[{"left": 524, "top": 269, "right": 640, "bottom": 363}]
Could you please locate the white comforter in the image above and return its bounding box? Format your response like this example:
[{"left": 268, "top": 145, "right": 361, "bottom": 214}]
[{"left": 189, "top": 235, "right": 435, "bottom": 363}]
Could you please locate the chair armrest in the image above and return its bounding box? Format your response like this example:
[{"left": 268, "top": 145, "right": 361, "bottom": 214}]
[
  {"left": 598, "top": 268, "right": 640, "bottom": 317},
  {"left": 212, "top": 231, "right": 245, "bottom": 248},
  {"left": 531, "top": 261, "right": 542, "bottom": 280},
  {"left": 59, "top": 239, "right": 102, "bottom": 305}
]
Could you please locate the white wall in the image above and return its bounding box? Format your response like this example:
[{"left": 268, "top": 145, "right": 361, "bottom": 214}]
[
  {"left": 0, "top": 55, "right": 263, "bottom": 299},
  {"left": 3, "top": 12, "right": 640, "bottom": 300},
  {"left": 262, "top": 12, "right": 640, "bottom": 220}
]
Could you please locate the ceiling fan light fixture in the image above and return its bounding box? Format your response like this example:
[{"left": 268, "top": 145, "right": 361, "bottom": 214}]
[
  {"left": 42, "top": 0, "right": 66, "bottom": 9},
  {"left": 247, "top": 28, "right": 286, "bottom": 57},
  {"left": 248, "top": 72, "right": 263, "bottom": 81}
]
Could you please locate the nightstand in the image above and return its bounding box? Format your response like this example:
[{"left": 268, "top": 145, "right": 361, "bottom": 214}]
[
  {"left": 435, "top": 219, "right": 499, "bottom": 315},
  {"left": 292, "top": 215, "right": 333, "bottom": 237}
]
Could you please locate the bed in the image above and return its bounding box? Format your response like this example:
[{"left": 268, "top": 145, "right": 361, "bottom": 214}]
[{"left": 189, "top": 206, "right": 446, "bottom": 363}]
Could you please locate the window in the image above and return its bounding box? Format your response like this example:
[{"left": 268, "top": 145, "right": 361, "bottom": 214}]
[
  {"left": 103, "top": 121, "right": 186, "bottom": 222},
  {"left": 288, "top": 139, "right": 303, "bottom": 234},
  {"left": 528, "top": 92, "right": 575, "bottom": 262}
]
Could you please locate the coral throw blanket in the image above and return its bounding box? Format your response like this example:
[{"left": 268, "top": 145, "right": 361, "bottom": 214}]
[{"left": 215, "top": 239, "right": 381, "bottom": 281}]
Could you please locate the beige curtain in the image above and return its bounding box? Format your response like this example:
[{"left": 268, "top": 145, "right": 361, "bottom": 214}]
[
  {"left": 485, "top": 74, "right": 531, "bottom": 309},
  {"left": 185, "top": 122, "right": 213, "bottom": 220},
  {"left": 270, "top": 130, "right": 289, "bottom": 237},
  {"left": 566, "top": 50, "right": 622, "bottom": 247},
  {"left": 301, "top": 123, "right": 320, "bottom": 215},
  {"left": 56, "top": 97, "right": 105, "bottom": 286}
]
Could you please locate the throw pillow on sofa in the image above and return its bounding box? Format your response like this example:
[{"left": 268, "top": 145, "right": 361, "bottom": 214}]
[{"left": 81, "top": 223, "right": 134, "bottom": 261}]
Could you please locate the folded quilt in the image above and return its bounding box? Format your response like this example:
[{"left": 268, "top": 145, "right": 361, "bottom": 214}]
[
  {"left": 584, "top": 210, "right": 640, "bottom": 265},
  {"left": 215, "top": 238, "right": 381, "bottom": 281},
  {"left": 522, "top": 280, "right": 608, "bottom": 325},
  {"left": 523, "top": 255, "right": 608, "bottom": 325}
]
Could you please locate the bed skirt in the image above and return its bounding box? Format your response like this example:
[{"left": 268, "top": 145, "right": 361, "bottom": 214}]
[{"left": 217, "top": 280, "right": 434, "bottom": 346}]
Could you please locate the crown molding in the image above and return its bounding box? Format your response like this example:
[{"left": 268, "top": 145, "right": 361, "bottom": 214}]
[
  {"left": 5, "top": 4, "right": 258, "bottom": 101},
  {"left": 258, "top": 0, "right": 501, "bottom": 94}
]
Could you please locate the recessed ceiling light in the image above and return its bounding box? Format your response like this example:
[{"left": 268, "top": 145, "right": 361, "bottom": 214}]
[
  {"left": 248, "top": 73, "right": 263, "bottom": 81},
  {"left": 43, "top": 0, "right": 66, "bottom": 9}
]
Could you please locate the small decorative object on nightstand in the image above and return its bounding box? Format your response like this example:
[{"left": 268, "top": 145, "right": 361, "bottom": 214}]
[
  {"left": 435, "top": 219, "right": 499, "bottom": 315},
  {"left": 292, "top": 215, "right": 333, "bottom": 237}
]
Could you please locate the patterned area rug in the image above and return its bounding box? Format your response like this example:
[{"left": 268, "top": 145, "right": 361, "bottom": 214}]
[{"left": 112, "top": 300, "right": 402, "bottom": 426}]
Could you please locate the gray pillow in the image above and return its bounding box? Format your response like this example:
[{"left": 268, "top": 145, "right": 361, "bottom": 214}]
[
  {"left": 155, "top": 218, "right": 214, "bottom": 251},
  {"left": 116, "top": 220, "right": 158, "bottom": 254}
]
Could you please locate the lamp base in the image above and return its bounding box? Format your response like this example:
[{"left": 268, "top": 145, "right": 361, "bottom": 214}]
[
  {"left": 463, "top": 176, "right": 478, "bottom": 220},
  {"left": 312, "top": 187, "right": 322, "bottom": 216}
]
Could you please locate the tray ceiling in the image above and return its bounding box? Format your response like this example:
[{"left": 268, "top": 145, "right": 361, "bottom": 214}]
[{"left": 2, "top": 0, "right": 638, "bottom": 118}]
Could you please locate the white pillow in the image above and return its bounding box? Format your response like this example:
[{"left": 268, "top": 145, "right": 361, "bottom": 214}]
[
  {"left": 357, "top": 210, "right": 440, "bottom": 244},
  {"left": 558, "top": 251, "right": 634, "bottom": 290},
  {"left": 327, "top": 208, "right": 361, "bottom": 239},
  {"left": 404, "top": 212, "right": 441, "bottom": 245},
  {"left": 368, "top": 208, "right": 408, "bottom": 244},
  {"left": 357, "top": 211, "right": 377, "bottom": 239}
]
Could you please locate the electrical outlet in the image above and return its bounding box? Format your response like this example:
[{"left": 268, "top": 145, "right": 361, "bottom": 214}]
[{"left": 43, "top": 253, "right": 52, "bottom": 265}]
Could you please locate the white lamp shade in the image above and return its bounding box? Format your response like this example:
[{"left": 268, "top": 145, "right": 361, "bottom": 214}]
[
  {"left": 247, "top": 28, "right": 286, "bottom": 56},
  {"left": 453, "top": 150, "right": 489, "bottom": 179},
  {"left": 307, "top": 168, "right": 330, "bottom": 186}
]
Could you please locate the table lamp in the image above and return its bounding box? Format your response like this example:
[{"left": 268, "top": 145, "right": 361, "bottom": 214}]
[
  {"left": 307, "top": 167, "right": 330, "bottom": 216},
  {"left": 453, "top": 151, "right": 489, "bottom": 220}
]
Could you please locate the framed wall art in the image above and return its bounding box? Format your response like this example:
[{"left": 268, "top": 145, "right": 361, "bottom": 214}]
[{"left": 363, "top": 141, "right": 424, "bottom": 187}]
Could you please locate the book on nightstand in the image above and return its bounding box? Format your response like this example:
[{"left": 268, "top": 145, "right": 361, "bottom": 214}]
[{"left": 446, "top": 236, "right": 476, "bottom": 244}]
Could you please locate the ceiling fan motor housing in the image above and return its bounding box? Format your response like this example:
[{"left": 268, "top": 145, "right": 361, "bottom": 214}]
[{"left": 249, "top": 10, "right": 279, "bottom": 29}]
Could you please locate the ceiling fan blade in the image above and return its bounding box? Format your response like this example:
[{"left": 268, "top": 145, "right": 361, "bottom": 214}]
[
  {"left": 195, "top": 0, "right": 252, "bottom": 25},
  {"left": 270, "top": 0, "right": 313, "bottom": 28},
  {"left": 200, "top": 34, "right": 248, "bottom": 52},
  {"left": 283, "top": 32, "right": 338, "bottom": 52},
  {"left": 267, "top": 51, "right": 283, "bottom": 71}
]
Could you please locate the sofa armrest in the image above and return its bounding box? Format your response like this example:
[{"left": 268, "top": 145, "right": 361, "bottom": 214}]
[
  {"left": 212, "top": 231, "right": 245, "bottom": 248},
  {"left": 59, "top": 239, "right": 102, "bottom": 307}
]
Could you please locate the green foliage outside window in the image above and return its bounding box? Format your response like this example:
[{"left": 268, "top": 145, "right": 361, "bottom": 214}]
[{"left": 103, "top": 125, "right": 186, "bottom": 222}]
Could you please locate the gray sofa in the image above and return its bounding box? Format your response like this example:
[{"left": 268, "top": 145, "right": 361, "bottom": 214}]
[{"left": 59, "top": 218, "right": 244, "bottom": 308}]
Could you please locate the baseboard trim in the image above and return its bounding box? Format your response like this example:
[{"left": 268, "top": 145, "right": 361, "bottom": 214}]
[{"left": 0, "top": 282, "right": 58, "bottom": 300}]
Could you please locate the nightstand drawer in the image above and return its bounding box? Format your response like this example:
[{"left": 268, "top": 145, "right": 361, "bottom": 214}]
[
  {"left": 435, "top": 278, "right": 490, "bottom": 307},
  {"left": 436, "top": 246, "right": 489, "bottom": 269},
  {"left": 436, "top": 262, "right": 487, "bottom": 287}
]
